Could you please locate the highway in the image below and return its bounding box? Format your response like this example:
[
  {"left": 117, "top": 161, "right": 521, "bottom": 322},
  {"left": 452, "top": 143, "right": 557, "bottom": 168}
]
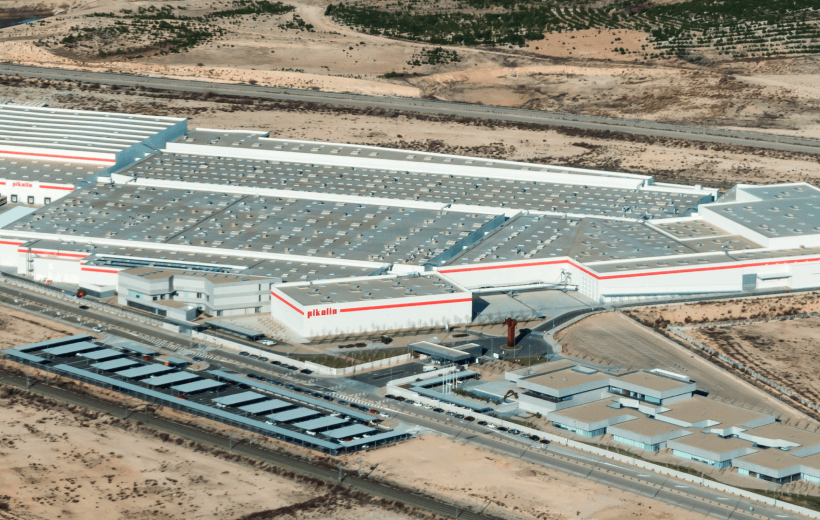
[
  {"left": 2, "top": 63, "right": 820, "bottom": 155},
  {"left": 0, "top": 282, "right": 806, "bottom": 519}
]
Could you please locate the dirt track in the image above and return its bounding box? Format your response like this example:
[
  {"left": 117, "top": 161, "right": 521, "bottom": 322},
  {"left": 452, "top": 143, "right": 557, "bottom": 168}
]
[{"left": 555, "top": 312, "right": 804, "bottom": 418}]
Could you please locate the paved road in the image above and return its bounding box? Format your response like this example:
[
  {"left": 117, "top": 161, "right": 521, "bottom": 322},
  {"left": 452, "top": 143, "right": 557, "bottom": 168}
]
[
  {"left": 3, "top": 63, "right": 820, "bottom": 155},
  {"left": 0, "top": 282, "right": 807, "bottom": 519}
]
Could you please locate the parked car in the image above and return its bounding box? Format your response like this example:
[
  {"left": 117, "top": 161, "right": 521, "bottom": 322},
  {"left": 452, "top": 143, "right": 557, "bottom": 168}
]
[
  {"left": 338, "top": 400, "right": 349, "bottom": 406},
  {"left": 497, "top": 426, "right": 508, "bottom": 432},
  {"left": 306, "top": 431, "right": 316, "bottom": 436},
  {"left": 258, "top": 339, "right": 276, "bottom": 346},
  {"left": 539, "top": 439, "right": 551, "bottom": 445},
  {"left": 192, "top": 357, "right": 202, "bottom": 362},
  {"left": 394, "top": 396, "right": 406, "bottom": 402},
  {"left": 239, "top": 351, "right": 250, "bottom": 356},
  {"left": 477, "top": 421, "right": 488, "bottom": 426},
  {"left": 509, "top": 429, "right": 521, "bottom": 435},
  {"left": 92, "top": 327, "right": 104, "bottom": 333},
  {"left": 423, "top": 405, "right": 433, "bottom": 410},
  {"left": 405, "top": 400, "right": 415, "bottom": 405},
  {"left": 413, "top": 402, "right": 423, "bottom": 407},
  {"left": 432, "top": 408, "right": 445, "bottom": 413},
  {"left": 300, "top": 369, "right": 312, "bottom": 374},
  {"left": 385, "top": 394, "right": 397, "bottom": 400},
  {"left": 445, "top": 411, "right": 455, "bottom": 416},
  {"left": 271, "top": 360, "right": 281, "bottom": 365},
  {"left": 530, "top": 435, "right": 541, "bottom": 441},
  {"left": 465, "top": 416, "right": 476, "bottom": 422},
  {"left": 379, "top": 412, "right": 390, "bottom": 418},
  {"left": 487, "top": 424, "right": 497, "bottom": 430}
]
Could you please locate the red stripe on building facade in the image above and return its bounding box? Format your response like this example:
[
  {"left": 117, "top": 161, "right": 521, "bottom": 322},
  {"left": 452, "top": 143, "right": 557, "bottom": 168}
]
[
  {"left": 0, "top": 240, "right": 24, "bottom": 246},
  {"left": 270, "top": 290, "right": 304, "bottom": 315},
  {"left": 39, "top": 185, "right": 74, "bottom": 191}
]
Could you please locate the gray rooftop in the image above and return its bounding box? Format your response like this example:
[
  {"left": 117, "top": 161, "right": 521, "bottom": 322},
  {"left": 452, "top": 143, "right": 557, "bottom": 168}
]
[
  {"left": 124, "top": 149, "right": 705, "bottom": 219},
  {"left": 704, "top": 197, "right": 820, "bottom": 240},
  {"left": 0, "top": 158, "right": 105, "bottom": 186},
  {"left": 12, "top": 183, "right": 497, "bottom": 265},
  {"left": 407, "top": 341, "right": 472, "bottom": 362},
  {"left": 278, "top": 274, "right": 465, "bottom": 306}
]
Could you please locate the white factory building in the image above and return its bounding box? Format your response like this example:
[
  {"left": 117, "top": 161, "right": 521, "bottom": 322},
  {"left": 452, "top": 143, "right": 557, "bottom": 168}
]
[{"left": 0, "top": 106, "right": 819, "bottom": 336}]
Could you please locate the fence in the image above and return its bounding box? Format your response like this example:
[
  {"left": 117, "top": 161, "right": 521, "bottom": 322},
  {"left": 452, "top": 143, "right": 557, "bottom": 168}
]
[
  {"left": 667, "top": 324, "right": 820, "bottom": 416},
  {"left": 191, "top": 331, "right": 411, "bottom": 376},
  {"left": 388, "top": 371, "right": 820, "bottom": 519}
]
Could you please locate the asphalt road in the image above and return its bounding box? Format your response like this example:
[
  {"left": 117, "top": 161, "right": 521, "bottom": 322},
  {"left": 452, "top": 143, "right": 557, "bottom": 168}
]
[
  {"left": 3, "top": 63, "right": 820, "bottom": 155},
  {"left": 0, "top": 282, "right": 807, "bottom": 519}
]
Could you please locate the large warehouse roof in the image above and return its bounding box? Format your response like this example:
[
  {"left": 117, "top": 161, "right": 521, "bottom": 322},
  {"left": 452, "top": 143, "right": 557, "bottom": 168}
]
[
  {"left": 278, "top": 274, "right": 466, "bottom": 306},
  {"left": 0, "top": 105, "right": 185, "bottom": 165},
  {"left": 124, "top": 150, "right": 708, "bottom": 219}
]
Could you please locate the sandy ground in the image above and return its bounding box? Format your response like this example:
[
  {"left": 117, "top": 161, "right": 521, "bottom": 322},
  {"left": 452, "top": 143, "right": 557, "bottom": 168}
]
[
  {"left": 3, "top": 0, "right": 820, "bottom": 144},
  {"left": 554, "top": 312, "right": 805, "bottom": 419},
  {"left": 0, "top": 305, "right": 92, "bottom": 349},
  {"left": 688, "top": 316, "right": 820, "bottom": 417},
  {"left": 349, "top": 435, "right": 713, "bottom": 520},
  {"left": 625, "top": 292, "right": 820, "bottom": 327},
  {"left": 0, "top": 386, "right": 429, "bottom": 520}
]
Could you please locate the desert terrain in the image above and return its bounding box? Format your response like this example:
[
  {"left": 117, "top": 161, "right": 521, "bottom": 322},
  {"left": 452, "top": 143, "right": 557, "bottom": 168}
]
[
  {"left": 687, "top": 316, "right": 820, "bottom": 420},
  {"left": 0, "top": 0, "right": 820, "bottom": 144},
  {"left": 0, "top": 307, "right": 730, "bottom": 520},
  {"left": 554, "top": 311, "right": 805, "bottom": 419}
]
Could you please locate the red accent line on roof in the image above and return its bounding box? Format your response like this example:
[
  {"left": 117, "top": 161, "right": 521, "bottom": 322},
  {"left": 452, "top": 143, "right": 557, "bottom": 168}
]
[
  {"left": 0, "top": 150, "right": 115, "bottom": 163},
  {"left": 17, "top": 249, "right": 89, "bottom": 258},
  {"left": 340, "top": 297, "right": 473, "bottom": 313},
  {"left": 0, "top": 240, "right": 24, "bottom": 246},
  {"left": 271, "top": 290, "right": 304, "bottom": 315},
  {"left": 81, "top": 267, "right": 119, "bottom": 274},
  {"left": 39, "top": 185, "right": 74, "bottom": 191}
]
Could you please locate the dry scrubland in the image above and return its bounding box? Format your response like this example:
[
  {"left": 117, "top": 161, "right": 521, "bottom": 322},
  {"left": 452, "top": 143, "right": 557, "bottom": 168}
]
[
  {"left": 0, "top": 308, "right": 711, "bottom": 520},
  {"left": 2, "top": 0, "right": 820, "bottom": 151},
  {"left": 626, "top": 293, "right": 820, "bottom": 422}
]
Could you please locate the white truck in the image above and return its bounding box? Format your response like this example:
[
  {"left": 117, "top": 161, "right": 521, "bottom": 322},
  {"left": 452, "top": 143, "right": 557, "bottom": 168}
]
[{"left": 422, "top": 365, "right": 437, "bottom": 373}]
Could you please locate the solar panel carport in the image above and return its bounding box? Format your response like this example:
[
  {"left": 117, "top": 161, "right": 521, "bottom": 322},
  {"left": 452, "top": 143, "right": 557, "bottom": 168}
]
[
  {"left": 208, "top": 370, "right": 374, "bottom": 422},
  {"left": 144, "top": 372, "right": 199, "bottom": 387},
  {"left": 267, "top": 407, "right": 322, "bottom": 423},
  {"left": 172, "top": 379, "right": 227, "bottom": 393},
  {"left": 3, "top": 349, "right": 51, "bottom": 364},
  {"left": 239, "top": 399, "right": 292, "bottom": 415},
  {"left": 14, "top": 335, "right": 94, "bottom": 352},
  {"left": 42, "top": 341, "right": 100, "bottom": 357},
  {"left": 78, "top": 348, "right": 124, "bottom": 361},
  {"left": 325, "top": 424, "right": 377, "bottom": 439},
  {"left": 92, "top": 358, "right": 140, "bottom": 371},
  {"left": 292, "top": 416, "right": 348, "bottom": 432},
  {"left": 117, "top": 364, "right": 175, "bottom": 379},
  {"left": 212, "top": 391, "right": 266, "bottom": 407},
  {"left": 51, "top": 364, "right": 347, "bottom": 453}
]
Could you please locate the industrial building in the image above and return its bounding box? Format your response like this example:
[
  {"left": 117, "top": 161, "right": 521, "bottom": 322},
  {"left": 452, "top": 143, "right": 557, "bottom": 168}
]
[{"left": 0, "top": 106, "right": 819, "bottom": 335}]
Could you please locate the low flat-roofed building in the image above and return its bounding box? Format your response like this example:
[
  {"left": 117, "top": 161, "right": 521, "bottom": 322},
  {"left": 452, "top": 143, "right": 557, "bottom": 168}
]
[
  {"left": 517, "top": 366, "right": 694, "bottom": 413},
  {"left": 735, "top": 450, "right": 820, "bottom": 485},
  {"left": 118, "top": 266, "right": 271, "bottom": 318},
  {"left": 547, "top": 400, "right": 642, "bottom": 437},
  {"left": 668, "top": 433, "right": 758, "bottom": 469},
  {"left": 608, "top": 417, "right": 692, "bottom": 451},
  {"left": 408, "top": 341, "right": 472, "bottom": 364},
  {"left": 742, "top": 423, "right": 820, "bottom": 455},
  {"left": 655, "top": 396, "right": 775, "bottom": 429},
  {"left": 271, "top": 273, "right": 472, "bottom": 337}
]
